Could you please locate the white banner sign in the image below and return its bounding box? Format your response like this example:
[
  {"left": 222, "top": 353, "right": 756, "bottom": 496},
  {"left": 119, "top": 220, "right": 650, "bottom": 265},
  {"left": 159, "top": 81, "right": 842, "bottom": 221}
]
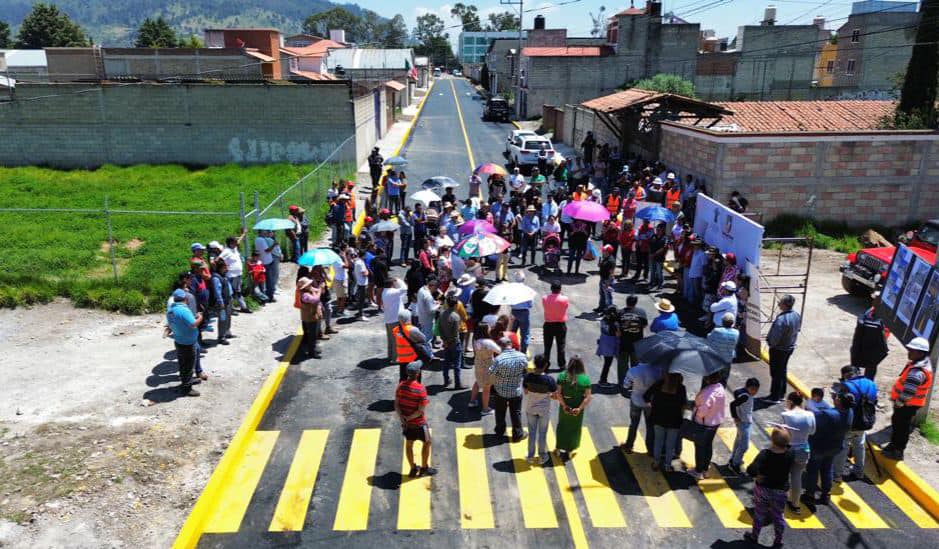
[{"left": 693, "top": 193, "right": 765, "bottom": 268}]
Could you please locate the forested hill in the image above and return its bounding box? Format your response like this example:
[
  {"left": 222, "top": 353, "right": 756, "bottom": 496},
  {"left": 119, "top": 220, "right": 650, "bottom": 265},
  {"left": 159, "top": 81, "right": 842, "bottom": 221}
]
[{"left": 0, "top": 0, "right": 367, "bottom": 45}]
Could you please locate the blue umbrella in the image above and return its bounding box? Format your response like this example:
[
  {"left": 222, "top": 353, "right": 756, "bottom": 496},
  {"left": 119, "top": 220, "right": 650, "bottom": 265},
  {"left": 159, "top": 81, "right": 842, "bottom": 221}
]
[
  {"left": 253, "top": 218, "right": 296, "bottom": 231},
  {"left": 384, "top": 155, "right": 408, "bottom": 166},
  {"left": 298, "top": 248, "right": 342, "bottom": 267},
  {"left": 635, "top": 205, "right": 676, "bottom": 223}
]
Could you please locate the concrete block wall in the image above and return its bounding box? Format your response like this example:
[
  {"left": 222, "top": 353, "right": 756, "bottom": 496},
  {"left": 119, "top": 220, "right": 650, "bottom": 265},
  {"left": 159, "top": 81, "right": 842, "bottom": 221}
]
[
  {"left": 525, "top": 57, "right": 624, "bottom": 119},
  {"left": 660, "top": 129, "right": 719, "bottom": 180},
  {"left": 0, "top": 83, "right": 361, "bottom": 168}
]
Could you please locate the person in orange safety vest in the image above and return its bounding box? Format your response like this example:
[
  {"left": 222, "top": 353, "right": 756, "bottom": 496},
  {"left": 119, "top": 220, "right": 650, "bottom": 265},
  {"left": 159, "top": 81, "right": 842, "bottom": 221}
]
[{"left": 882, "top": 337, "right": 933, "bottom": 460}]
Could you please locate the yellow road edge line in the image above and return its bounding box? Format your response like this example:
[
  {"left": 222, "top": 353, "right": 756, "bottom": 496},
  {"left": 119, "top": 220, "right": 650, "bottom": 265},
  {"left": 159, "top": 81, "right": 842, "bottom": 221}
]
[
  {"left": 449, "top": 78, "right": 476, "bottom": 171},
  {"left": 204, "top": 430, "right": 280, "bottom": 533},
  {"left": 456, "top": 427, "right": 495, "bottom": 529},
  {"left": 863, "top": 446, "right": 939, "bottom": 528},
  {"left": 547, "top": 425, "right": 590, "bottom": 549},
  {"left": 269, "top": 429, "right": 330, "bottom": 532},
  {"left": 353, "top": 79, "right": 435, "bottom": 237},
  {"left": 611, "top": 427, "right": 692, "bottom": 528},
  {"left": 757, "top": 426, "right": 888, "bottom": 528},
  {"left": 679, "top": 439, "right": 752, "bottom": 528},
  {"left": 508, "top": 430, "right": 560, "bottom": 528},
  {"left": 333, "top": 428, "right": 382, "bottom": 531},
  {"left": 398, "top": 438, "right": 433, "bottom": 530},
  {"left": 173, "top": 329, "right": 302, "bottom": 549},
  {"left": 758, "top": 347, "right": 939, "bottom": 523},
  {"left": 714, "top": 427, "right": 823, "bottom": 528},
  {"left": 570, "top": 428, "right": 627, "bottom": 527}
]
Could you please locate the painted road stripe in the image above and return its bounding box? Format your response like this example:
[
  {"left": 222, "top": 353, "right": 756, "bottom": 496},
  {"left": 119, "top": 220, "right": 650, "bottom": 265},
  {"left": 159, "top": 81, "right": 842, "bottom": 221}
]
[
  {"left": 203, "top": 430, "right": 280, "bottom": 533},
  {"left": 333, "top": 429, "right": 382, "bottom": 531},
  {"left": 570, "top": 428, "right": 627, "bottom": 528},
  {"left": 268, "top": 430, "right": 329, "bottom": 532},
  {"left": 449, "top": 78, "right": 476, "bottom": 170},
  {"left": 679, "top": 439, "right": 751, "bottom": 528},
  {"left": 547, "top": 426, "right": 590, "bottom": 549},
  {"left": 715, "top": 427, "right": 823, "bottom": 528},
  {"left": 863, "top": 449, "right": 939, "bottom": 528},
  {"left": 398, "top": 439, "right": 432, "bottom": 530},
  {"left": 759, "top": 427, "right": 888, "bottom": 529},
  {"left": 611, "top": 427, "right": 692, "bottom": 528},
  {"left": 508, "top": 433, "right": 559, "bottom": 528},
  {"left": 456, "top": 427, "right": 495, "bottom": 529}
]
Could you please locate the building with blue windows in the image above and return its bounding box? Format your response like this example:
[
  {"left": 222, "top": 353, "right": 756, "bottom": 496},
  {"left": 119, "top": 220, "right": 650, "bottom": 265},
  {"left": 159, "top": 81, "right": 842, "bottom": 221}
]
[{"left": 458, "top": 31, "right": 527, "bottom": 63}]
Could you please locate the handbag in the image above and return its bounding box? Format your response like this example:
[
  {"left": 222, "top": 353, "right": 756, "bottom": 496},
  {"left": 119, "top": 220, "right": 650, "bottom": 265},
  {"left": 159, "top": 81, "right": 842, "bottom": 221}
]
[{"left": 680, "top": 418, "right": 713, "bottom": 445}]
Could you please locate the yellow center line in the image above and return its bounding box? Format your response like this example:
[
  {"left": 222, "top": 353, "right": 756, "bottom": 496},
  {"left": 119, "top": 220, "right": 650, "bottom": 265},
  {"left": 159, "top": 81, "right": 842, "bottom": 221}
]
[
  {"left": 546, "top": 425, "right": 590, "bottom": 549},
  {"left": 449, "top": 78, "right": 476, "bottom": 172}
]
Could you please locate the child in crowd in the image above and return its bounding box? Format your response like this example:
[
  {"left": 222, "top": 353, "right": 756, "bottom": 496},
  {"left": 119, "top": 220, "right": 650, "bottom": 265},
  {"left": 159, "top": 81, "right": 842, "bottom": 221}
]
[
  {"left": 806, "top": 387, "right": 828, "bottom": 411},
  {"left": 745, "top": 428, "right": 795, "bottom": 548},
  {"left": 246, "top": 252, "right": 268, "bottom": 303},
  {"left": 523, "top": 354, "right": 557, "bottom": 466},
  {"left": 728, "top": 377, "right": 760, "bottom": 475}
]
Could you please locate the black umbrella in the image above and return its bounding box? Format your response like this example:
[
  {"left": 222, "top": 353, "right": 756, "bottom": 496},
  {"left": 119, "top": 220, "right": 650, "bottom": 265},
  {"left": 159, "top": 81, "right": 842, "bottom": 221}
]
[
  {"left": 421, "top": 176, "right": 460, "bottom": 190},
  {"left": 633, "top": 330, "right": 726, "bottom": 379}
]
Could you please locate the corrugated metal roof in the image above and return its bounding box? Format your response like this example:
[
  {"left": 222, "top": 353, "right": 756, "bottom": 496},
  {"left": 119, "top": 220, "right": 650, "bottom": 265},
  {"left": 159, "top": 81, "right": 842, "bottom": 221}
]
[
  {"left": 0, "top": 49, "right": 48, "bottom": 67},
  {"left": 324, "top": 48, "right": 414, "bottom": 70},
  {"left": 282, "top": 40, "right": 345, "bottom": 57},
  {"left": 522, "top": 46, "right": 610, "bottom": 57}
]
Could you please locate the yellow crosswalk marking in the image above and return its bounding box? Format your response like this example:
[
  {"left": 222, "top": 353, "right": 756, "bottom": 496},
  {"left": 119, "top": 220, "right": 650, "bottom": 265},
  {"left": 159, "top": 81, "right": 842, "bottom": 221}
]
[
  {"left": 333, "top": 429, "right": 381, "bottom": 531},
  {"left": 456, "top": 427, "right": 495, "bottom": 529},
  {"left": 610, "top": 427, "right": 692, "bottom": 528},
  {"left": 204, "top": 430, "right": 279, "bottom": 533},
  {"left": 569, "top": 428, "right": 627, "bottom": 528},
  {"left": 864, "top": 451, "right": 939, "bottom": 528},
  {"left": 398, "top": 439, "right": 432, "bottom": 530},
  {"left": 269, "top": 430, "right": 329, "bottom": 532},
  {"left": 546, "top": 426, "right": 590, "bottom": 549},
  {"left": 715, "top": 427, "right": 823, "bottom": 528},
  {"left": 679, "top": 439, "right": 752, "bottom": 528},
  {"left": 757, "top": 426, "right": 888, "bottom": 529},
  {"left": 508, "top": 433, "right": 559, "bottom": 528}
]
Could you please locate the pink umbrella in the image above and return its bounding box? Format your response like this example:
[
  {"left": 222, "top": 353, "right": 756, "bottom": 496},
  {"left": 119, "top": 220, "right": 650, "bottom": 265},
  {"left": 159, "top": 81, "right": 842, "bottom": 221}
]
[
  {"left": 458, "top": 219, "right": 497, "bottom": 235},
  {"left": 562, "top": 200, "right": 610, "bottom": 222}
]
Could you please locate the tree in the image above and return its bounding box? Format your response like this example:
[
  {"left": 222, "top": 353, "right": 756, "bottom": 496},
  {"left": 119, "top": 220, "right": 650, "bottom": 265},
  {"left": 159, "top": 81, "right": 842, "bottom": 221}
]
[
  {"left": 451, "top": 3, "right": 482, "bottom": 32},
  {"left": 413, "top": 13, "right": 446, "bottom": 44},
  {"left": 303, "top": 7, "right": 362, "bottom": 41},
  {"left": 413, "top": 13, "right": 453, "bottom": 67},
  {"left": 896, "top": 0, "right": 939, "bottom": 128},
  {"left": 135, "top": 17, "right": 178, "bottom": 48},
  {"left": 629, "top": 73, "right": 696, "bottom": 97},
  {"left": 380, "top": 14, "right": 409, "bottom": 48},
  {"left": 486, "top": 11, "right": 520, "bottom": 31},
  {"left": 0, "top": 20, "right": 11, "bottom": 49},
  {"left": 14, "top": 3, "right": 90, "bottom": 48},
  {"left": 178, "top": 35, "right": 204, "bottom": 48}
]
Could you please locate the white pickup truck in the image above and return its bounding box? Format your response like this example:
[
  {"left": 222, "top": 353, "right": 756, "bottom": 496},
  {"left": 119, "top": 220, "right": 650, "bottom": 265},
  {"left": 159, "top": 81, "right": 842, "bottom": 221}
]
[{"left": 505, "top": 131, "right": 558, "bottom": 170}]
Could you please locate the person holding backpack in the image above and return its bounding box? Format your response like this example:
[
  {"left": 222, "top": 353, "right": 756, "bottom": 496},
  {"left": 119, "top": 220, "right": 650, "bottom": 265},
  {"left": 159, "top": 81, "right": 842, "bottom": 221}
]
[{"left": 834, "top": 365, "right": 878, "bottom": 481}]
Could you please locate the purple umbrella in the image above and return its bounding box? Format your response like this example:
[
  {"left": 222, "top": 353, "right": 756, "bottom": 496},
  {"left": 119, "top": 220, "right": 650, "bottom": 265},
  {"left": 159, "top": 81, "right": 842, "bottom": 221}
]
[
  {"left": 458, "top": 219, "right": 497, "bottom": 235},
  {"left": 562, "top": 200, "right": 610, "bottom": 222}
]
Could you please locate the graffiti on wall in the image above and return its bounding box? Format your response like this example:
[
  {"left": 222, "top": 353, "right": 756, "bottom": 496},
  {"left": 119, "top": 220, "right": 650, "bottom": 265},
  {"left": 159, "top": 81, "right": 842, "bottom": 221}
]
[{"left": 228, "top": 138, "right": 342, "bottom": 164}]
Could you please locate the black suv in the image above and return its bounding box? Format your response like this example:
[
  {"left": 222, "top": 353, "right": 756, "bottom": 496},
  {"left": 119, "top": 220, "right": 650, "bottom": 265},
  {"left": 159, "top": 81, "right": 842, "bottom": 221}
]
[{"left": 483, "top": 97, "right": 511, "bottom": 122}]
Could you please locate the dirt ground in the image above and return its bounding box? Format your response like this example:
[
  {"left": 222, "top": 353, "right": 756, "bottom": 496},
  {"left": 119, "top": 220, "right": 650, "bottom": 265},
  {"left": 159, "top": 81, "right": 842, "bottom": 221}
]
[
  {"left": 0, "top": 264, "right": 301, "bottom": 548},
  {"left": 761, "top": 245, "right": 939, "bottom": 483}
]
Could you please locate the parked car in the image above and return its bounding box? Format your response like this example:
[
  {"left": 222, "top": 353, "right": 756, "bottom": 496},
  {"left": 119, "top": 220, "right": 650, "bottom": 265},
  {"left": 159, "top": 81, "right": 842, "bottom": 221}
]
[
  {"left": 840, "top": 219, "right": 939, "bottom": 296},
  {"left": 506, "top": 134, "right": 557, "bottom": 170},
  {"left": 453, "top": 69, "right": 463, "bottom": 77},
  {"left": 483, "top": 97, "right": 512, "bottom": 122},
  {"left": 433, "top": 67, "right": 442, "bottom": 78}
]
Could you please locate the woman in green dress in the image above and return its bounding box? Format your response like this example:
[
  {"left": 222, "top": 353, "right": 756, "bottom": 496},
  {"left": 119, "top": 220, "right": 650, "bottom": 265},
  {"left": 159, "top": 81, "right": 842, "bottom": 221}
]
[{"left": 554, "top": 357, "right": 593, "bottom": 459}]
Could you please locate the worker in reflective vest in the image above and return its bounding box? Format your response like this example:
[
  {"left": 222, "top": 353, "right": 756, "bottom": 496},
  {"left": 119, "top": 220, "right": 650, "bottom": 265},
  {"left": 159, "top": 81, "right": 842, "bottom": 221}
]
[
  {"left": 665, "top": 186, "right": 681, "bottom": 210},
  {"left": 883, "top": 337, "right": 933, "bottom": 460},
  {"left": 393, "top": 310, "right": 426, "bottom": 381},
  {"left": 606, "top": 190, "right": 622, "bottom": 216},
  {"left": 345, "top": 181, "right": 356, "bottom": 224}
]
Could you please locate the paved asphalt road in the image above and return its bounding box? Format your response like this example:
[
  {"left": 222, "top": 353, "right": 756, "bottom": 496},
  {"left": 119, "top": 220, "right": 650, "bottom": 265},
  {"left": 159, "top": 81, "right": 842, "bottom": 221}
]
[{"left": 194, "top": 77, "right": 939, "bottom": 548}]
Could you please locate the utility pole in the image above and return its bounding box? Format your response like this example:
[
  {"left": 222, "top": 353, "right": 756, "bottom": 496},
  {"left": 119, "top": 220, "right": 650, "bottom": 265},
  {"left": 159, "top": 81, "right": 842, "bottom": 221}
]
[{"left": 501, "top": 0, "right": 523, "bottom": 119}]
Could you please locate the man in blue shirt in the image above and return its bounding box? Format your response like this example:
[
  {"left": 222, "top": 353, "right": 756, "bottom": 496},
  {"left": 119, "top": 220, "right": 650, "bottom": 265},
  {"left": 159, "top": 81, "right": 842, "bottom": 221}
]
[
  {"left": 518, "top": 205, "right": 540, "bottom": 267},
  {"left": 167, "top": 289, "right": 203, "bottom": 396},
  {"left": 650, "top": 299, "right": 680, "bottom": 333},
  {"left": 834, "top": 365, "right": 878, "bottom": 480},
  {"left": 803, "top": 392, "right": 854, "bottom": 505}
]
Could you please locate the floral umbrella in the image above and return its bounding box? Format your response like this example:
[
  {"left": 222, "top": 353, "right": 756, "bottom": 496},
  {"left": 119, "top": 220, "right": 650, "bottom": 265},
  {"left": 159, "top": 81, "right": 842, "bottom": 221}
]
[{"left": 455, "top": 233, "right": 511, "bottom": 258}]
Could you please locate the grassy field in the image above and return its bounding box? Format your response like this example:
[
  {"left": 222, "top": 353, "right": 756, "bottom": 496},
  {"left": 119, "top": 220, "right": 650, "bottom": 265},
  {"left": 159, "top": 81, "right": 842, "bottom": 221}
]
[{"left": 0, "top": 163, "right": 351, "bottom": 313}]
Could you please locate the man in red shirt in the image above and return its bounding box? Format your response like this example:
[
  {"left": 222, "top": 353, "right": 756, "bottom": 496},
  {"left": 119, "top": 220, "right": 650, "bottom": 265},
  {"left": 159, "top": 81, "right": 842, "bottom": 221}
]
[
  {"left": 542, "top": 280, "right": 569, "bottom": 371},
  {"left": 618, "top": 220, "right": 636, "bottom": 279},
  {"left": 395, "top": 361, "right": 436, "bottom": 477}
]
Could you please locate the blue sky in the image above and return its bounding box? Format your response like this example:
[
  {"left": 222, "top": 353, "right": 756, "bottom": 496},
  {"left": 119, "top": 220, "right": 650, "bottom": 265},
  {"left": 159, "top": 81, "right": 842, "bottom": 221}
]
[{"left": 353, "top": 0, "right": 862, "bottom": 43}]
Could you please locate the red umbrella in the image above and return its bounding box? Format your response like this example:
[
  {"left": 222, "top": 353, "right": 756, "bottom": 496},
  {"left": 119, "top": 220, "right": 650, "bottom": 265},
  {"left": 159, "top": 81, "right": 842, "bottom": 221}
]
[
  {"left": 562, "top": 200, "right": 610, "bottom": 222},
  {"left": 474, "top": 162, "right": 509, "bottom": 176}
]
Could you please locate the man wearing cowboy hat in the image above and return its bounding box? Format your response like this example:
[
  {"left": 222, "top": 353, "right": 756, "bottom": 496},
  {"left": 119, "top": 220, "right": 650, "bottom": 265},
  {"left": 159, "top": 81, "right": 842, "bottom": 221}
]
[
  {"left": 297, "top": 277, "right": 323, "bottom": 359},
  {"left": 518, "top": 205, "right": 540, "bottom": 267},
  {"left": 650, "top": 298, "right": 680, "bottom": 333}
]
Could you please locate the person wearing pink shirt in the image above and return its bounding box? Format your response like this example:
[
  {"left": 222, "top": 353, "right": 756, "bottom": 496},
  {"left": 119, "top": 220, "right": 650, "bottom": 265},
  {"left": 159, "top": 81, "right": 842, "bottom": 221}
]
[
  {"left": 541, "top": 280, "right": 569, "bottom": 371},
  {"left": 690, "top": 372, "right": 727, "bottom": 479}
]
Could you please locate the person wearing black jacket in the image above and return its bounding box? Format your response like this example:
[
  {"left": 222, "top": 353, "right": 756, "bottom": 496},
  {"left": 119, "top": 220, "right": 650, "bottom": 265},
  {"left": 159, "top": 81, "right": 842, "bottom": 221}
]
[
  {"left": 850, "top": 292, "right": 889, "bottom": 380},
  {"left": 744, "top": 428, "right": 795, "bottom": 548},
  {"left": 367, "top": 147, "right": 384, "bottom": 187}
]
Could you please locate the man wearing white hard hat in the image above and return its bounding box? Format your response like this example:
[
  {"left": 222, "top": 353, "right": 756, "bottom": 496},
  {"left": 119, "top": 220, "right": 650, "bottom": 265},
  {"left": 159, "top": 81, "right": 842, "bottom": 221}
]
[{"left": 882, "top": 337, "right": 933, "bottom": 460}]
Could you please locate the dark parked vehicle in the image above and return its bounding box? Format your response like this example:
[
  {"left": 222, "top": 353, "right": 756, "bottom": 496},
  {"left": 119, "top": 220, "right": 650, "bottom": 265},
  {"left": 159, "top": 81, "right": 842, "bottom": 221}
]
[{"left": 483, "top": 97, "right": 511, "bottom": 122}]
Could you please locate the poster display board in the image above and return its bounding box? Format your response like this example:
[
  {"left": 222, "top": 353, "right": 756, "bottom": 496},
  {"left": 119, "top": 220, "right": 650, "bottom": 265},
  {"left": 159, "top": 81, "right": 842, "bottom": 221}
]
[
  {"left": 693, "top": 193, "right": 765, "bottom": 268},
  {"left": 882, "top": 245, "right": 914, "bottom": 310},
  {"left": 877, "top": 244, "right": 939, "bottom": 347},
  {"left": 912, "top": 270, "right": 939, "bottom": 341}
]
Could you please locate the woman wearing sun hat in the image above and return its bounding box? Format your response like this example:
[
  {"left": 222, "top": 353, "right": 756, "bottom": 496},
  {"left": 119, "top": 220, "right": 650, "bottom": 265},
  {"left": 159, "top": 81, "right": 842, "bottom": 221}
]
[{"left": 650, "top": 298, "right": 681, "bottom": 333}]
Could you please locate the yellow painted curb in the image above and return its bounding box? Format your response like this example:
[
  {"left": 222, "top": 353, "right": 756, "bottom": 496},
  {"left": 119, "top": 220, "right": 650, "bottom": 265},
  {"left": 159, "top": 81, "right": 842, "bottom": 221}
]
[
  {"left": 511, "top": 120, "right": 522, "bottom": 129},
  {"left": 173, "top": 329, "right": 303, "bottom": 549},
  {"left": 353, "top": 80, "right": 436, "bottom": 238},
  {"left": 758, "top": 344, "right": 939, "bottom": 521}
]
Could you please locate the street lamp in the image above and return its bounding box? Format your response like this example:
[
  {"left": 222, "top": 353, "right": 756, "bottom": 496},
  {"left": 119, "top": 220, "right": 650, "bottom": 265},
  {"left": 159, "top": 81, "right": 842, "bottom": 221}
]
[{"left": 501, "top": 0, "right": 523, "bottom": 119}]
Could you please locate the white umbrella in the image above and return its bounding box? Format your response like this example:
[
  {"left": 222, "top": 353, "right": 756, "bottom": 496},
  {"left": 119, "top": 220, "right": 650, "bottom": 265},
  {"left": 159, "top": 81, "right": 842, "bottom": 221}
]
[
  {"left": 483, "top": 282, "right": 537, "bottom": 306},
  {"left": 409, "top": 189, "right": 441, "bottom": 206}
]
